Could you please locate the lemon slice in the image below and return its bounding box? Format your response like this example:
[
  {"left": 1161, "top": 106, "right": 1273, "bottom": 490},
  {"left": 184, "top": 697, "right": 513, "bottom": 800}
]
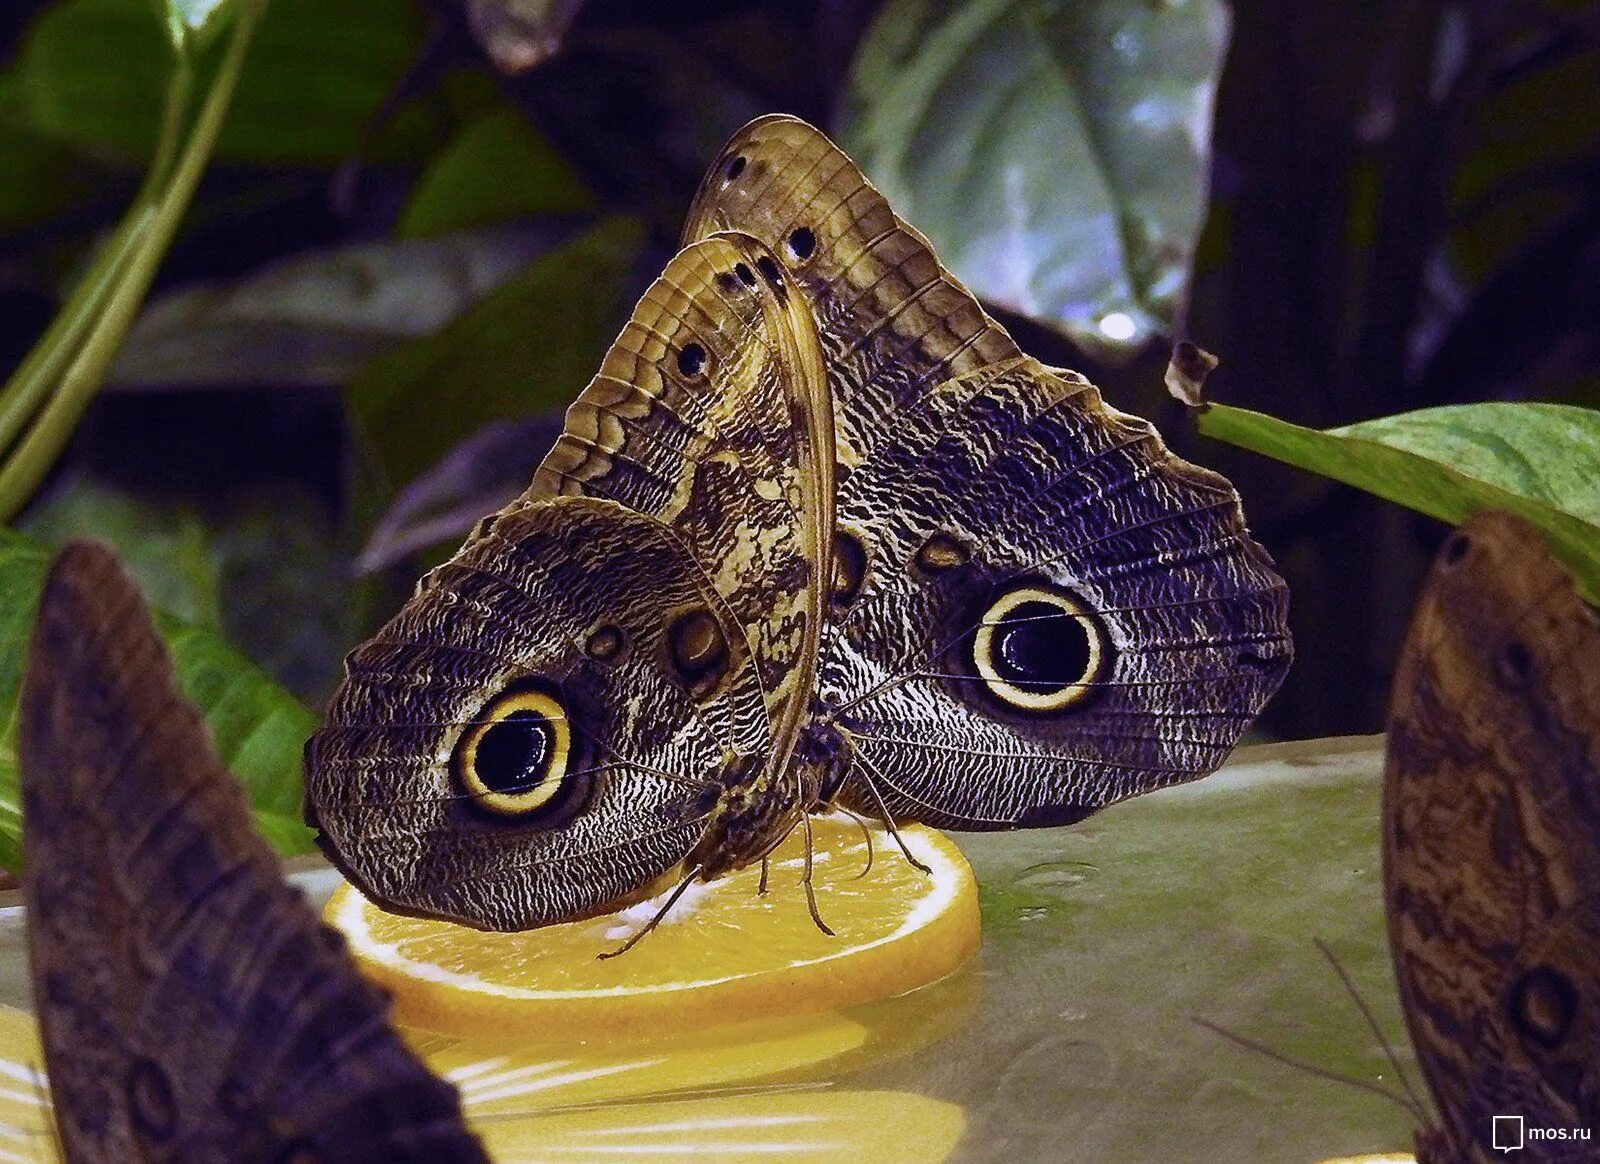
[{"left": 327, "top": 817, "right": 980, "bottom": 1040}]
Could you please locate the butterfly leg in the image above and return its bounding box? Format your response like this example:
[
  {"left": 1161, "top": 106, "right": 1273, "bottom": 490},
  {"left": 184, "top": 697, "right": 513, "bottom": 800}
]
[
  {"left": 825, "top": 800, "right": 878, "bottom": 880},
  {"left": 838, "top": 732, "right": 932, "bottom": 875},
  {"left": 799, "top": 811, "right": 836, "bottom": 937},
  {"left": 597, "top": 866, "right": 703, "bottom": 960}
]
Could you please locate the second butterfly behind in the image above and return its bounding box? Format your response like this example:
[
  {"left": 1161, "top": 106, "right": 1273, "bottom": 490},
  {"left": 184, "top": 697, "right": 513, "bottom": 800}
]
[{"left": 304, "top": 116, "right": 1294, "bottom": 932}]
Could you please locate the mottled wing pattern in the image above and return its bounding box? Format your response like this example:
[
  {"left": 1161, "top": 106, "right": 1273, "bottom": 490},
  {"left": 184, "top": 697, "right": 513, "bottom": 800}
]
[
  {"left": 306, "top": 236, "right": 833, "bottom": 927},
  {"left": 526, "top": 231, "right": 835, "bottom": 731},
  {"left": 21, "top": 542, "right": 486, "bottom": 1163},
  {"left": 683, "top": 114, "right": 1020, "bottom": 471},
  {"left": 688, "top": 115, "right": 1292, "bottom": 828},
  {"left": 1384, "top": 510, "right": 1600, "bottom": 1163}
]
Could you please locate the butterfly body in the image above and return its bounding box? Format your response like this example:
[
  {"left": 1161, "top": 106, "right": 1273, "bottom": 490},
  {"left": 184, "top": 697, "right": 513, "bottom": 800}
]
[
  {"left": 306, "top": 116, "right": 1292, "bottom": 931},
  {"left": 1385, "top": 510, "right": 1600, "bottom": 1162}
]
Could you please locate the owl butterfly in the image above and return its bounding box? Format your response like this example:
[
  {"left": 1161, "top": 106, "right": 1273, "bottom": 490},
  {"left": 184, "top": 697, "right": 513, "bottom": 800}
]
[
  {"left": 19, "top": 543, "right": 487, "bottom": 1163},
  {"left": 1385, "top": 510, "right": 1600, "bottom": 1162},
  {"left": 305, "top": 115, "right": 1293, "bottom": 931}
]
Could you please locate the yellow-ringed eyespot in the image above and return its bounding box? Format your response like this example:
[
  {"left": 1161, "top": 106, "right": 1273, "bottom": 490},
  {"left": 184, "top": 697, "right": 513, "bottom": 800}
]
[
  {"left": 453, "top": 685, "right": 573, "bottom": 818},
  {"left": 972, "top": 583, "right": 1107, "bottom": 713}
]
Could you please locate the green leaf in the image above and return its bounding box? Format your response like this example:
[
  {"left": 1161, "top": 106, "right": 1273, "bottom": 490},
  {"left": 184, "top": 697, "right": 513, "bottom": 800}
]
[
  {"left": 399, "top": 110, "right": 593, "bottom": 239},
  {"left": 1198, "top": 401, "right": 1600, "bottom": 602},
  {"left": 841, "top": 0, "right": 1229, "bottom": 358},
  {"left": 350, "top": 216, "right": 644, "bottom": 489},
  {"left": 19, "top": 480, "right": 221, "bottom": 629},
  {"left": 110, "top": 226, "right": 581, "bottom": 388},
  {"left": 12, "top": 0, "right": 425, "bottom": 164},
  {"left": 0, "top": 529, "right": 316, "bottom": 872}
]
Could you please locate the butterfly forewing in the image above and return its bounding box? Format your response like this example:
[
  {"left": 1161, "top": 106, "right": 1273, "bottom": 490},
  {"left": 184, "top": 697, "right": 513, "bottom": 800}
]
[
  {"left": 1385, "top": 510, "right": 1600, "bottom": 1161},
  {"left": 21, "top": 542, "right": 486, "bottom": 1163}
]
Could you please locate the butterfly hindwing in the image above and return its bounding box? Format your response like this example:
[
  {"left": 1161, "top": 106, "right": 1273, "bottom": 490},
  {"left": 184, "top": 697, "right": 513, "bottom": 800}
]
[
  {"left": 687, "top": 116, "right": 1293, "bottom": 827},
  {"left": 21, "top": 542, "right": 486, "bottom": 1163},
  {"left": 1385, "top": 510, "right": 1600, "bottom": 1161},
  {"left": 306, "top": 234, "right": 835, "bottom": 926}
]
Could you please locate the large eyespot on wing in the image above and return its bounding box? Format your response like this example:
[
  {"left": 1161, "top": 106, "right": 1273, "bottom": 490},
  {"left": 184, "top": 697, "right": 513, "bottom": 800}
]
[
  {"left": 817, "top": 357, "right": 1292, "bottom": 831},
  {"left": 966, "top": 581, "right": 1109, "bottom": 714},
  {"left": 305, "top": 496, "right": 768, "bottom": 931},
  {"left": 20, "top": 543, "right": 486, "bottom": 1163},
  {"left": 1383, "top": 510, "right": 1600, "bottom": 1145}
]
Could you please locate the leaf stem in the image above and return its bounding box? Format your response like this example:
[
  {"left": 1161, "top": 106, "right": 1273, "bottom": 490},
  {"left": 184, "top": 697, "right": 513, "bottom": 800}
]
[{"left": 0, "top": 0, "right": 266, "bottom": 521}]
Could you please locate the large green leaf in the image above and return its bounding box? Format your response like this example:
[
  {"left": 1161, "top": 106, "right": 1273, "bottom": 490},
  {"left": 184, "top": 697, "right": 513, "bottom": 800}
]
[
  {"left": 841, "top": 0, "right": 1228, "bottom": 357},
  {"left": 350, "top": 217, "right": 644, "bottom": 489},
  {"left": 0, "top": 529, "right": 316, "bottom": 872},
  {"left": 1198, "top": 401, "right": 1600, "bottom": 601},
  {"left": 399, "top": 110, "right": 593, "bottom": 240},
  {"left": 109, "top": 226, "right": 580, "bottom": 389},
  {"left": 11, "top": 0, "right": 425, "bottom": 164}
]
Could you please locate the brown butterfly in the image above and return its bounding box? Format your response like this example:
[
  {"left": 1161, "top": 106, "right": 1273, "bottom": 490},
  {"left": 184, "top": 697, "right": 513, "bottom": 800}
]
[
  {"left": 1385, "top": 509, "right": 1600, "bottom": 1161},
  {"left": 304, "top": 116, "right": 1293, "bottom": 933},
  {"left": 20, "top": 542, "right": 488, "bottom": 1162}
]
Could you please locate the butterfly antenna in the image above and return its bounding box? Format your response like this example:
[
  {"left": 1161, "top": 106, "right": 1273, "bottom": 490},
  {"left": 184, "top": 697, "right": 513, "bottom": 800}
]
[
  {"left": 1314, "top": 937, "right": 1430, "bottom": 1122},
  {"left": 799, "top": 811, "right": 836, "bottom": 937},
  {"left": 1192, "top": 1017, "right": 1428, "bottom": 1125},
  {"left": 598, "top": 866, "right": 702, "bottom": 960},
  {"left": 838, "top": 733, "right": 931, "bottom": 875}
]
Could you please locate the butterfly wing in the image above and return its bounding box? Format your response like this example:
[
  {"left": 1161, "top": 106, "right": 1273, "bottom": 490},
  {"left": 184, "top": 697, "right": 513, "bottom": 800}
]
[
  {"left": 687, "top": 116, "right": 1292, "bottom": 827},
  {"left": 306, "top": 233, "right": 835, "bottom": 926},
  {"left": 1385, "top": 510, "right": 1600, "bottom": 1159},
  {"left": 20, "top": 542, "right": 487, "bottom": 1163}
]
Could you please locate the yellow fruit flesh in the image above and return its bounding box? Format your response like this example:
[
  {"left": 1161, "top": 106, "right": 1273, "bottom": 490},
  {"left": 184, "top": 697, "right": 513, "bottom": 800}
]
[{"left": 328, "top": 817, "right": 980, "bottom": 1042}]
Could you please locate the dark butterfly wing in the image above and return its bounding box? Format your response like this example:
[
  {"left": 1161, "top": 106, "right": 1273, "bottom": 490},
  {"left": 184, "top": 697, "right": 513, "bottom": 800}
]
[
  {"left": 688, "top": 116, "right": 1292, "bottom": 828},
  {"left": 1385, "top": 510, "right": 1600, "bottom": 1160},
  {"left": 20, "top": 541, "right": 487, "bottom": 1163}
]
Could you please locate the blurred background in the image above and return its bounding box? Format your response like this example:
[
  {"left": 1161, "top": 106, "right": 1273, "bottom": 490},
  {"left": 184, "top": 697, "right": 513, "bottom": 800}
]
[{"left": 1, "top": 0, "right": 1596, "bottom": 742}]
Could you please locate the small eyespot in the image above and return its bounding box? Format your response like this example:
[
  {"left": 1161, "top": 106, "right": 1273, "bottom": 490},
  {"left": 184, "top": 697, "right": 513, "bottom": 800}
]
[
  {"left": 785, "top": 227, "right": 816, "bottom": 262},
  {"left": 1509, "top": 965, "right": 1577, "bottom": 1049},
  {"left": 914, "top": 532, "right": 970, "bottom": 575},
  {"left": 677, "top": 342, "right": 707, "bottom": 379},
  {"left": 724, "top": 155, "right": 747, "bottom": 183},
  {"left": 1238, "top": 649, "right": 1278, "bottom": 670},
  {"left": 716, "top": 271, "right": 739, "bottom": 294},
  {"left": 832, "top": 529, "right": 868, "bottom": 606},
  {"left": 1441, "top": 530, "right": 1471, "bottom": 567},
  {"left": 756, "top": 255, "right": 783, "bottom": 288},
  {"left": 127, "top": 1058, "right": 176, "bottom": 1141},
  {"left": 970, "top": 583, "right": 1108, "bottom": 714},
  {"left": 452, "top": 685, "right": 577, "bottom": 819},
  {"left": 669, "top": 607, "right": 729, "bottom": 688},
  {"left": 585, "top": 624, "right": 626, "bottom": 662},
  {"left": 734, "top": 262, "right": 758, "bottom": 288},
  {"left": 1495, "top": 641, "right": 1533, "bottom": 690},
  {"left": 274, "top": 1140, "right": 325, "bottom": 1164}
]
